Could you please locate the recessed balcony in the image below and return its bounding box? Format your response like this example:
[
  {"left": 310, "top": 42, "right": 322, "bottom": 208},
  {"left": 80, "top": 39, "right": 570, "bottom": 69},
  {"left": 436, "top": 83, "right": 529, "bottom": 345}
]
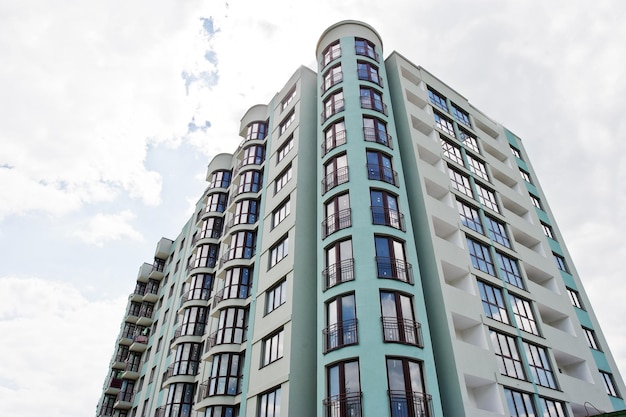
[
  {"left": 104, "top": 377, "right": 123, "bottom": 395},
  {"left": 114, "top": 391, "right": 134, "bottom": 410}
]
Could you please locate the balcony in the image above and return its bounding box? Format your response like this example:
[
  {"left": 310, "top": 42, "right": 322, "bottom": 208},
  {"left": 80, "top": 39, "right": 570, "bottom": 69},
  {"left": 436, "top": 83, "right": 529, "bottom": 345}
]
[
  {"left": 219, "top": 247, "right": 255, "bottom": 268},
  {"left": 322, "top": 209, "right": 352, "bottom": 238},
  {"left": 376, "top": 257, "right": 414, "bottom": 284},
  {"left": 367, "top": 163, "right": 398, "bottom": 185},
  {"left": 205, "top": 326, "right": 247, "bottom": 352},
  {"left": 321, "top": 100, "right": 345, "bottom": 123},
  {"left": 381, "top": 317, "right": 423, "bottom": 347},
  {"left": 104, "top": 377, "right": 123, "bottom": 395},
  {"left": 322, "top": 130, "right": 347, "bottom": 156},
  {"left": 323, "top": 318, "right": 358, "bottom": 353},
  {"left": 172, "top": 324, "right": 206, "bottom": 345},
  {"left": 363, "top": 127, "right": 393, "bottom": 149},
  {"left": 323, "top": 392, "right": 362, "bottom": 417},
  {"left": 322, "top": 167, "right": 349, "bottom": 194},
  {"left": 322, "top": 259, "right": 355, "bottom": 291},
  {"left": 114, "top": 391, "right": 134, "bottom": 410},
  {"left": 224, "top": 213, "right": 257, "bottom": 234},
  {"left": 129, "top": 334, "right": 149, "bottom": 352},
  {"left": 136, "top": 306, "right": 154, "bottom": 327},
  {"left": 181, "top": 288, "right": 211, "bottom": 304},
  {"left": 143, "top": 283, "right": 160, "bottom": 303},
  {"left": 388, "top": 390, "right": 432, "bottom": 417},
  {"left": 321, "top": 71, "right": 343, "bottom": 94},
  {"left": 162, "top": 360, "right": 200, "bottom": 384},
  {"left": 360, "top": 96, "right": 387, "bottom": 115},
  {"left": 136, "top": 262, "right": 152, "bottom": 283},
  {"left": 371, "top": 207, "right": 405, "bottom": 231},
  {"left": 212, "top": 285, "right": 250, "bottom": 309},
  {"left": 149, "top": 258, "right": 166, "bottom": 280}
]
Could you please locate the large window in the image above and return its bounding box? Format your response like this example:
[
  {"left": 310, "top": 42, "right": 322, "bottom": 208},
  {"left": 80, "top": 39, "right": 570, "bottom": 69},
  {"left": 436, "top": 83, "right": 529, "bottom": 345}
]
[
  {"left": 523, "top": 342, "right": 556, "bottom": 389},
  {"left": 457, "top": 200, "right": 483, "bottom": 234},
  {"left": 583, "top": 327, "right": 600, "bottom": 350},
  {"left": 233, "top": 199, "right": 259, "bottom": 227},
  {"left": 324, "top": 193, "right": 351, "bottom": 237},
  {"left": 451, "top": 103, "right": 471, "bottom": 127},
  {"left": 363, "top": 117, "right": 392, "bottom": 148},
  {"left": 269, "top": 236, "right": 289, "bottom": 268},
  {"left": 322, "top": 41, "right": 341, "bottom": 67},
  {"left": 172, "top": 342, "right": 201, "bottom": 377},
  {"left": 375, "top": 236, "right": 412, "bottom": 283},
  {"left": 209, "top": 170, "right": 231, "bottom": 189},
  {"left": 323, "top": 64, "right": 343, "bottom": 93},
  {"left": 223, "top": 266, "right": 252, "bottom": 300},
  {"left": 491, "top": 331, "right": 525, "bottom": 380},
  {"left": 237, "top": 170, "right": 263, "bottom": 194},
  {"left": 324, "top": 293, "right": 358, "bottom": 352},
  {"left": 360, "top": 87, "right": 386, "bottom": 114},
  {"left": 441, "top": 137, "right": 464, "bottom": 165},
  {"left": 355, "top": 38, "right": 377, "bottom": 60},
  {"left": 278, "top": 111, "right": 294, "bottom": 136},
  {"left": 207, "top": 353, "right": 243, "bottom": 396},
  {"left": 366, "top": 150, "right": 396, "bottom": 185},
  {"left": 272, "top": 198, "right": 290, "bottom": 228},
  {"left": 496, "top": 252, "right": 524, "bottom": 289},
  {"left": 434, "top": 111, "right": 455, "bottom": 136},
  {"left": 262, "top": 328, "right": 284, "bottom": 366},
  {"left": 194, "top": 244, "right": 219, "bottom": 269},
  {"left": 325, "top": 361, "right": 362, "bottom": 417},
  {"left": 276, "top": 136, "right": 293, "bottom": 163},
  {"left": 214, "top": 307, "right": 247, "bottom": 346},
  {"left": 504, "top": 388, "right": 535, "bottom": 417},
  {"left": 600, "top": 371, "right": 620, "bottom": 397},
  {"left": 323, "top": 154, "right": 349, "bottom": 193},
  {"left": 324, "top": 239, "right": 354, "bottom": 290},
  {"left": 180, "top": 306, "right": 208, "bottom": 337},
  {"left": 485, "top": 216, "right": 510, "bottom": 248},
  {"left": 323, "top": 90, "right": 345, "bottom": 121},
  {"left": 466, "top": 238, "right": 495, "bottom": 275},
  {"left": 478, "top": 281, "right": 509, "bottom": 324},
  {"left": 186, "top": 273, "right": 213, "bottom": 301},
  {"left": 205, "top": 405, "right": 239, "bottom": 417},
  {"left": 258, "top": 387, "right": 281, "bottom": 417},
  {"left": 386, "top": 358, "right": 428, "bottom": 417},
  {"left": 206, "top": 193, "right": 228, "bottom": 213},
  {"left": 242, "top": 144, "right": 265, "bottom": 167},
  {"left": 371, "top": 189, "right": 403, "bottom": 230},
  {"left": 246, "top": 121, "right": 268, "bottom": 140},
  {"left": 476, "top": 183, "right": 499, "bottom": 213},
  {"left": 227, "top": 231, "right": 255, "bottom": 261},
  {"left": 509, "top": 295, "right": 539, "bottom": 335},
  {"left": 199, "top": 217, "right": 223, "bottom": 240},
  {"left": 266, "top": 279, "right": 287, "bottom": 315},
  {"left": 357, "top": 61, "right": 381, "bottom": 85},
  {"left": 380, "top": 291, "right": 421, "bottom": 346},
  {"left": 459, "top": 129, "right": 479, "bottom": 153},
  {"left": 324, "top": 120, "right": 347, "bottom": 155},
  {"left": 275, "top": 165, "right": 292, "bottom": 194},
  {"left": 448, "top": 168, "right": 473, "bottom": 197},
  {"left": 428, "top": 87, "right": 448, "bottom": 112},
  {"left": 467, "top": 155, "right": 488, "bottom": 181},
  {"left": 539, "top": 397, "right": 566, "bottom": 417},
  {"left": 553, "top": 253, "right": 568, "bottom": 273},
  {"left": 164, "top": 382, "right": 195, "bottom": 417}
]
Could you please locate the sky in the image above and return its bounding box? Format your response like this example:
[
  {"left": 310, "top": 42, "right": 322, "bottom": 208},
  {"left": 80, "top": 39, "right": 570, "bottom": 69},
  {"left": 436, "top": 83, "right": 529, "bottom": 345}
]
[{"left": 0, "top": 1, "right": 625, "bottom": 416}]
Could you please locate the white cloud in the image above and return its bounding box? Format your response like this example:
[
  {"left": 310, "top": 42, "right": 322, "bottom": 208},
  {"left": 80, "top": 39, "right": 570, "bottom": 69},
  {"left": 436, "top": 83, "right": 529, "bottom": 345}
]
[
  {"left": 73, "top": 210, "right": 143, "bottom": 246},
  {"left": 0, "top": 277, "right": 127, "bottom": 417}
]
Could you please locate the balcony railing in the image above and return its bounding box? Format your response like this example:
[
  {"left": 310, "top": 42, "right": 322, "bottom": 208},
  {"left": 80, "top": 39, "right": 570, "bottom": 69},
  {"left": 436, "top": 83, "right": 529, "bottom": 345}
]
[
  {"left": 323, "top": 392, "right": 362, "bottom": 417},
  {"left": 360, "top": 97, "right": 387, "bottom": 115},
  {"left": 323, "top": 318, "right": 358, "bottom": 353},
  {"left": 173, "top": 324, "right": 206, "bottom": 342},
  {"left": 322, "top": 166, "right": 349, "bottom": 194},
  {"left": 224, "top": 213, "right": 257, "bottom": 233},
  {"left": 116, "top": 390, "right": 134, "bottom": 403},
  {"left": 371, "top": 207, "right": 405, "bottom": 231},
  {"left": 375, "top": 257, "right": 414, "bottom": 284},
  {"left": 219, "top": 247, "right": 255, "bottom": 267},
  {"left": 181, "top": 288, "right": 211, "bottom": 304},
  {"left": 388, "top": 390, "right": 432, "bottom": 417},
  {"left": 163, "top": 360, "right": 200, "bottom": 382},
  {"left": 205, "top": 326, "right": 247, "bottom": 351},
  {"left": 321, "top": 99, "right": 345, "bottom": 123},
  {"left": 322, "top": 130, "right": 347, "bottom": 156},
  {"left": 322, "top": 259, "right": 355, "bottom": 290},
  {"left": 322, "top": 71, "right": 343, "bottom": 93},
  {"left": 381, "top": 317, "right": 423, "bottom": 347},
  {"left": 322, "top": 208, "right": 352, "bottom": 238},
  {"left": 363, "top": 127, "right": 393, "bottom": 149},
  {"left": 366, "top": 164, "right": 398, "bottom": 185}
]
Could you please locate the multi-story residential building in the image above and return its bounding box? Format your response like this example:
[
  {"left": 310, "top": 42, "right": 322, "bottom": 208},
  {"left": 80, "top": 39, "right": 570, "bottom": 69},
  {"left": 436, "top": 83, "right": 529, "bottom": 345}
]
[{"left": 96, "top": 20, "right": 625, "bottom": 417}]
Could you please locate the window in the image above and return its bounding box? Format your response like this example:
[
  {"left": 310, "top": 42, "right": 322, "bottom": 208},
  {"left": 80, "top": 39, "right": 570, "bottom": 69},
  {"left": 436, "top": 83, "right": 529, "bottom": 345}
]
[
  {"left": 554, "top": 253, "right": 568, "bottom": 273},
  {"left": 199, "top": 217, "right": 223, "bottom": 239},
  {"left": 242, "top": 144, "right": 265, "bottom": 166},
  {"left": 541, "top": 222, "right": 554, "bottom": 239},
  {"left": 451, "top": 103, "right": 470, "bottom": 127},
  {"left": 322, "top": 90, "right": 344, "bottom": 121},
  {"left": 496, "top": 252, "right": 524, "bottom": 289},
  {"left": 179, "top": 306, "right": 208, "bottom": 337},
  {"left": 380, "top": 291, "right": 420, "bottom": 346},
  {"left": 206, "top": 193, "right": 228, "bottom": 213},
  {"left": 207, "top": 353, "right": 243, "bottom": 396},
  {"left": 459, "top": 129, "right": 480, "bottom": 153},
  {"left": 322, "top": 64, "right": 343, "bottom": 93},
  {"left": 194, "top": 244, "right": 219, "bottom": 269},
  {"left": 266, "top": 279, "right": 287, "bottom": 314},
  {"left": 510, "top": 146, "right": 522, "bottom": 159},
  {"left": 209, "top": 170, "right": 231, "bottom": 189},
  {"left": 467, "top": 238, "right": 495, "bottom": 275},
  {"left": 323, "top": 120, "right": 346, "bottom": 155},
  {"left": 363, "top": 116, "right": 392, "bottom": 148},
  {"left": 324, "top": 193, "right": 351, "bottom": 237},
  {"left": 223, "top": 267, "right": 252, "bottom": 299},
  {"left": 434, "top": 111, "right": 455, "bottom": 136},
  {"left": 149, "top": 366, "right": 156, "bottom": 384},
  {"left": 281, "top": 88, "right": 296, "bottom": 111},
  {"left": 156, "top": 336, "right": 163, "bottom": 352},
  {"left": 485, "top": 216, "right": 511, "bottom": 248},
  {"left": 467, "top": 155, "right": 489, "bottom": 181},
  {"left": 262, "top": 329, "right": 284, "bottom": 366},
  {"left": 370, "top": 189, "right": 403, "bottom": 230},
  {"left": 509, "top": 295, "right": 539, "bottom": 335},
  {"left": 476, "top": 183, "right": 499, "bottom": 213},
  {"left": 278, "top": 111, "right": 294, "bottom": 136},
  {"left": 164, "top": 382, "right": 194, "bottom": 417},
  {"left": 325, "top": 360, "right": 362, "bottom": 417},
  {"left": 324, "top": 293, "right": 358, "bottom": 352},
  {"left": 567, "top": 288, "right": 583, "bottom": 309},
  {"left": 357, "top": 61, "right": 381, "bottom": 85},
  {"left": 539, "top": 397, "right": 566, "bottom": 417},
  {"left": 457, "top": 200, "right": 483, "bottom": 233},
  {"left": 275, "top": 165, "right": 292, "bottom": 194},
  {"left": 583, "top": 327, "right": 600, "bottom": 350},
  {"left": 523, "top": 342, "right": 556, "bottom": 388},
  {"left": 441, "top": 137, "right": 464, "bottom": 165},
  {"left": 504, "top": 388, "right": 536, "bottom": 417},
  {"left": 366, "top": 150, "right": 396, "bottom": 185},
  {"left": 375, "top": 236, "right": 412, "bottom": 283},
  {"left": 258, "top": 387, "right": 281, "bottom": 417},
  {"left": 322, "top": 41, "right": 341, "bottom": 66},
  {"left": 360, "top": 87, "right": 386, "bottom": 114},
  {"left": 324, "top": 239, "right": 354, "bottom": 290},
  {"left": 272, "top": 198, "right": 290, "bottom": 228},
  {"left": 269, "top": 236, "right": 289, "bottom": 268},
  {"left": 246, "top": 121, "right": 268, "bottom": 140},
  {"left": 490, "top": 330, "right": 525, "bottom": 379},
  {"left": 172, "top": 342, "right": 202, "bottom": 377},
  {"left": 428, "top": 87, "right": 448, "bottom": 112},
  {"left": 530, "top": 194, "right": 543, "bottom": 209},
  {"left": 601, "top": 371, "right": 620, "bottom": 397},
  {"left": 214, "top": 307, "right": 247, "bottom": 345},
  {"left": 237, "top": 170, "right": 263, "bottom": 194},
  {"left": 519, "top": 169, "right": 532, "bottom": 183},
  {"left": 355, "top": 38, "right": 377, "bottom": 60},
  {"left": 323, "top": 154, "right": 348, "bottom": 193},
  {"left": 386, "top": 358, "right": 427, "bottom": 417},
  {"left": 226, "top": 231, "right": 255, "bottom": 261},
  {"left": 478, "top": 281, "right": 509, "bottom": 324},
  {"left": 276, "top": 136, "right": 294, "bottom": 162},
  {"left": 233, "top": 199, "right": 259, "bottom": 226},
  {"left": 448, "top": 167, "right": 473, "bottom": 197},
  {"left": 206, "top": 405, "right": 240, "bottom": 417},
  {"left": 187, "top": 273, "right": 213, "bottom": 301}
]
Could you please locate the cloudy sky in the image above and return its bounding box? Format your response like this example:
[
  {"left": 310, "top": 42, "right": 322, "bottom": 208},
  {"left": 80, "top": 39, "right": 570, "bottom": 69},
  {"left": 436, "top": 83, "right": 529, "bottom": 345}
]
[{"left": 1, "top": 1, "right": 625, "bottom": 416}]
